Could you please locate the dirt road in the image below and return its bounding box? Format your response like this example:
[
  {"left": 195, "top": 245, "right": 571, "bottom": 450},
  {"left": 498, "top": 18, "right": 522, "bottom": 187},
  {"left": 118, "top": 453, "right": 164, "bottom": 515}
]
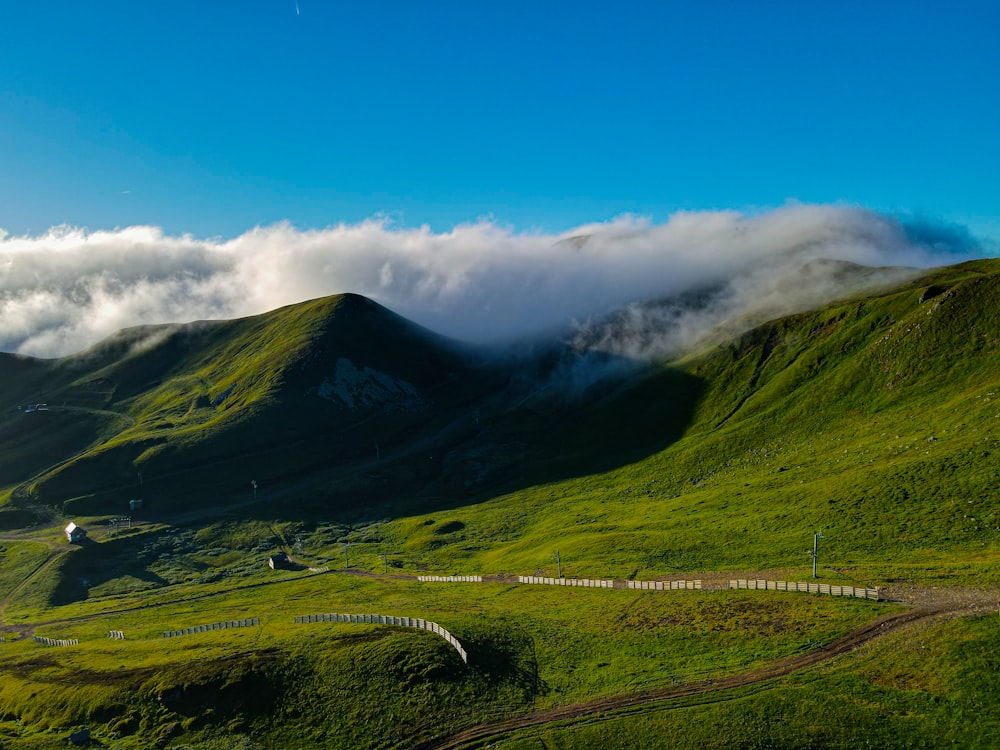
[{"left": 415, "top": 591, "right": 997, "bottom": 750}]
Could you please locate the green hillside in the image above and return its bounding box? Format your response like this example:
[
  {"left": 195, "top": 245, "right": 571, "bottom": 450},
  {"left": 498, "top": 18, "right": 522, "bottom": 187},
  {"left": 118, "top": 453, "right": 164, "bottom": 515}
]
[
  {"left": 362, "top": 258, "right": 1000, "bottom": 583},
  {"left": 1, "top": 293, "right": 509, "bottom": 519},
  {"left": 0, "top": 258, "right": 998, "bottom": 748}
]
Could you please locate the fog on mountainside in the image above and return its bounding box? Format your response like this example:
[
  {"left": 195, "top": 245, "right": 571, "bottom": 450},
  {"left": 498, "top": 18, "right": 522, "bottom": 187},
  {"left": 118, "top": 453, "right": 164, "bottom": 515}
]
[
  {"left": 567, "top": 259, "right": 920, "bottom": 363},
  {"left": 0, "top": 205, "right": 984, "bottom": 359}
]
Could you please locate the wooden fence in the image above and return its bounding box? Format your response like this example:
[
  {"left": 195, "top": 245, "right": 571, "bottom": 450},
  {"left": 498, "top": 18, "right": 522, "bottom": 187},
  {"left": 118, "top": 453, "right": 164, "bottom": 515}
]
[
  {"left": 729, "top": 579, "right": 880, "bottom": 600},
  {"left": 163, "top": 617, "right": 260, "bottom": 638},
  {"left": 33, "top": 635, "right": 78, "bottom": 647},
  {"left": 517, "top": 576, "right": 703, "bottom": 590},
  {"left": 418, "top": 575, "right": 483, "bottom": 583},
  {"left": 626, "top": 580, "right": 702, "bottom": 590},
  {"left": 294, "top": 613, "right": 468, "bottom": 664},
  {"left": 518, "top": 575, "right": 615, "bottom": 588}
]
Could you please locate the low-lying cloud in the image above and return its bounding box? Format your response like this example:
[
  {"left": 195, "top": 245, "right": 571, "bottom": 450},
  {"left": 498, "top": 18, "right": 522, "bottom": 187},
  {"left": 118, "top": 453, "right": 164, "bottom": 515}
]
[{"left": 0, "top": 205, "right": 987, "bottom": 359}]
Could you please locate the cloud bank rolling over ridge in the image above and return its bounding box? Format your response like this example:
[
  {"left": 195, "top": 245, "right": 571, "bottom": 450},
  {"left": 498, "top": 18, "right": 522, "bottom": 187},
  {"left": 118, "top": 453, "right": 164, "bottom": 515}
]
[{"left": 0, "top": 205, "right": 986, "bottom": 359}]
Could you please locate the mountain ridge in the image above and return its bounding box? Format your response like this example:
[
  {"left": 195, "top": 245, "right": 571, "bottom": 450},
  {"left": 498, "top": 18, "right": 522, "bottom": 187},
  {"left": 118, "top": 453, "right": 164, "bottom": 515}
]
[
  {"left": 1, "top": 258, "right": 998, "bottom": 540},
  {"left": 0, "top": 293, "right": 506, "bottom": 516},
  {"left": 1, "top": 258, "right": 999, "bottom": 749}
]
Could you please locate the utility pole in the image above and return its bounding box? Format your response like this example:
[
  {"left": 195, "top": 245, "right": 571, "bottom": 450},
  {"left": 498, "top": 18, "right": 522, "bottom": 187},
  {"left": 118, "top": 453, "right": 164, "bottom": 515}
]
[
  {"left": 808, "top": 530, "right": 824, "bottom": 578},
  {"left": 251, "top": 480, "right": 257, "bottom": 500},
  {"left": 344, "top": 542, "right": 352, "bottom": 568},
  {"left": 552, "top": 550, "right": 562, "bottom": 578},
  {"left": 382, "top": 552, "right": 388, "bottom": 575}
]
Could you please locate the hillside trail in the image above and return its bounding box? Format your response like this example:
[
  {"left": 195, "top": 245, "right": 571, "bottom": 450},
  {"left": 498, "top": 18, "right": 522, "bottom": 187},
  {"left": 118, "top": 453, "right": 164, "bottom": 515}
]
[
  {"left": 0, "top": 540, "right": 70, "bottom": 629},
  {"left": 3, "top": 559, "right": 994, "bottom": 636},
  {"left": 0, "top": 531, "right": 63, "bottom": 549},
  {"left": 0, "top": 563, "right": 406, "bottom": 638},
  {"left": 49, "top": 404, "right": 136, "bottom": 427},
  {"left": 412, "top": 586, "right": 999, "bottom": 750},
  {"left": 2, "top": 546, "right": 996, "bottom": 743},
  {"left": 7, "top": 403, "right": 135, "bottom": 504}
]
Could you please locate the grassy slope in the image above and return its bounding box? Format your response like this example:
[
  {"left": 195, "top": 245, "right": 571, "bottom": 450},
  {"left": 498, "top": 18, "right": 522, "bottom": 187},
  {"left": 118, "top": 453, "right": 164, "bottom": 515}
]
[
  {"left": 376, "top": 259, "right": 1000, "bottom": 583},
  {"left": 0, "top": 293, "right": 495, "bottom": 516},
  {"left": 494, "top": 613, "right": 1000, "bottom": 750},
  {"left": 0, "top": 260, "right": 998, "bottom": 747},
  {"left": 0, "top": 562, "right": 895, "bottom": 749}
]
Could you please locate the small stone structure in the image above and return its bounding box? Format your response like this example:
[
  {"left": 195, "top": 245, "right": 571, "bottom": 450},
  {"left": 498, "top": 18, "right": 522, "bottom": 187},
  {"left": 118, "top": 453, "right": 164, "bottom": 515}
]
[{"left": 269, "top": 552, "right": 290, "bottom": 569}]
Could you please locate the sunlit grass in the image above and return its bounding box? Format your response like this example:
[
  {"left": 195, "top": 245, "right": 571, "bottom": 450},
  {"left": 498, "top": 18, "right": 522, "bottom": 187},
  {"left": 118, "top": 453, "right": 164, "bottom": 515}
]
[
  {"left": 493, "top": 613, "right": 1000, "bottom": 750},
  {"left": 1, "top": 569, "right": 895, "bottom": 747},
  {"left": 1, "top": 260, "right": 999, "bottom": 747}
]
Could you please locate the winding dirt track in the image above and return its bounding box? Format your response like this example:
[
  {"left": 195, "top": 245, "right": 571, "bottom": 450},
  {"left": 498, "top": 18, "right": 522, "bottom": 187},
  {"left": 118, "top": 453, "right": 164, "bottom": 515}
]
[
  {"left": 414, "top": 601, "right": 982, "bottom": 750},
  {"left": 2, "top": 539, "right": 996, "bottom": 749}
]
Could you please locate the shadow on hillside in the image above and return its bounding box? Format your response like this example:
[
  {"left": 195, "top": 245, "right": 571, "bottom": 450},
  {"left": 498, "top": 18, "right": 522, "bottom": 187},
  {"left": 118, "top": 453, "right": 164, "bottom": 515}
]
[
  {"left": 460, "top": 619, "right": 548, "bottom": 699},
  {"left": 30, "top": 352, "right": 706, "bottom": 528},
  {"left": 0, "top": 409, "right": 110, "bottom": 490},
  {"left": 234, "top": 355, "right": 707, "bottom": 524},
  {"left": 49, "top": 534, "right": 171, "bottom": 606}
]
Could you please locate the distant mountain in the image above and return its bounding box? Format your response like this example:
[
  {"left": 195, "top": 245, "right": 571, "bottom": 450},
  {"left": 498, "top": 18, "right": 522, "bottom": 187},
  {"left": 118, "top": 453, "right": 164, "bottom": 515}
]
[
  {"left": 3, "top": 258, "right": 1000, "bottom": 750},
  {"left": 2, "top": 258, "right": 999, "bottom": 537},
  {"left": 0, "top": 294, "right": 510, "bottom": 517}
]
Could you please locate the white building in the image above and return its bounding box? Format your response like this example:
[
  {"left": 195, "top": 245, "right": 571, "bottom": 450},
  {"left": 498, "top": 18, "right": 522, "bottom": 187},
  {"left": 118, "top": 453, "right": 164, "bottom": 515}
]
[{"left": 65, "top": 522, "right": 87, "bottom": 543}]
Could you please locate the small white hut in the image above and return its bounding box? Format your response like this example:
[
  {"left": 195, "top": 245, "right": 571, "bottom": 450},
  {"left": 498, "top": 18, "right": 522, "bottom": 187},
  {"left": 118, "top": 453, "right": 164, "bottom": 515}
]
[{"left": 65, "top": 522, "right": 87, "bottom": 543}]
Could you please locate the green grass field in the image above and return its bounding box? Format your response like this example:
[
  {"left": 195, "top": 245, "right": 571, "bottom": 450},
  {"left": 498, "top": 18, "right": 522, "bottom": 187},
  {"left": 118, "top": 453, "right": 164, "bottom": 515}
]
[
  {"left": 493, "top": 613, "right": 1000, "bottom": 750},
  {"left": 0, "top": 551, "right": 898, "bottom": 748},
  {"left": 0, "top": 260, "right": 998, "bottom": 747}
]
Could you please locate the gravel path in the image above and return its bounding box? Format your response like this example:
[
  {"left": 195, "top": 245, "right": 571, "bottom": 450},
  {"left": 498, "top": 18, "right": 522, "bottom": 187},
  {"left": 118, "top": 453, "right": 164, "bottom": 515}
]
[{"left": 414, "top": 585, "right": 1000, "bottom": 750}]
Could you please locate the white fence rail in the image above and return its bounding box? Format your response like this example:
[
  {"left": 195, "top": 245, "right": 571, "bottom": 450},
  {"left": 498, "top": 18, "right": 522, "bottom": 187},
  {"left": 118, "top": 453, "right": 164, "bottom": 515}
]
[
  {"left": 418, "top": 575, "right": 483, "bottom": 583},
  {"left": 107, "top": 630, "right": 125, "bottom": 640},
  {"left": 518, "top": 575, "right": 616, "bottom": 588},
  {"left": 33, "top": 635, "right": 78, "bottom": 647},
  {"left": 295, "top": 613, "right": 468, "bottom": 664},
  {"left": 729, "top": 579, "right": 880, "bottom": 600},
  {"left": 626, "top": 579, "right": 702, "bottom": 590},
  {"left": 163, "top": 618, "right": 260, "bottom": 638}
]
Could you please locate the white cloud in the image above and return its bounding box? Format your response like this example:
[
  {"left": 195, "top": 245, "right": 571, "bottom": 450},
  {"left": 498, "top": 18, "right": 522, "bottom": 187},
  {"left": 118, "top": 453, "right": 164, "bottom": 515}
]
[{"left": 0, "top": 205, "right": 987, "bottom": 358}]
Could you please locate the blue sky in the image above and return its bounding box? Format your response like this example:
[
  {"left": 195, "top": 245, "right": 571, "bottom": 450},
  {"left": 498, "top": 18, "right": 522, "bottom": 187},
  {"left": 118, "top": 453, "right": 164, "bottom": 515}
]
[{"left": 1, "top": 1, "right": 997, "bottom": 240}]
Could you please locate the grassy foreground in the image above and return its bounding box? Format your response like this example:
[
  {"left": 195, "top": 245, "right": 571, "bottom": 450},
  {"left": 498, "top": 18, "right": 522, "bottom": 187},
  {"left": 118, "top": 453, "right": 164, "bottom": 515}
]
[
  {"left": 493, "top": 613, "right": 1000, "bottom": 750},
  {"left": 0, "top": 553, "right": 895, "bottom": 748},
  {"left": 0, "top": 259, "right": 999, "bottom": 747}
]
